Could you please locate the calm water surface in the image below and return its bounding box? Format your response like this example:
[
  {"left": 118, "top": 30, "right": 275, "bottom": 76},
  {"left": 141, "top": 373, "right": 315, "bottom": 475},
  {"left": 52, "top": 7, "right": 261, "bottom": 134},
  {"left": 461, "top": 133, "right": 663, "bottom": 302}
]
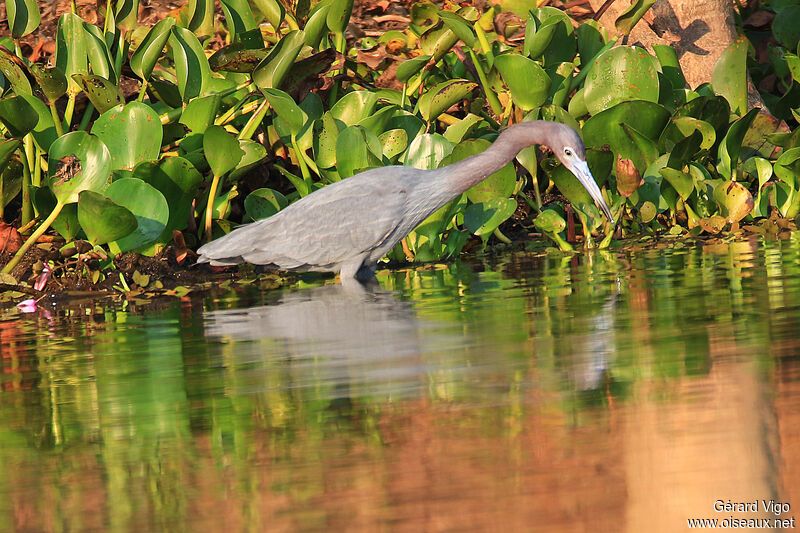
[{"left": 1, "top": 237, "right": 800, "bottom": 532}]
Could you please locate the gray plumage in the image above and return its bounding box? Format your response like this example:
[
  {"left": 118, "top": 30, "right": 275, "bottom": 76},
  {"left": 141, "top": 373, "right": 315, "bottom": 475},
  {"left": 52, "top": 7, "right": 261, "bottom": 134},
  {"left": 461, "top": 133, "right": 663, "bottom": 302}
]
[{"left": 196, "top": 121, "right": 614, "bottom": 281}]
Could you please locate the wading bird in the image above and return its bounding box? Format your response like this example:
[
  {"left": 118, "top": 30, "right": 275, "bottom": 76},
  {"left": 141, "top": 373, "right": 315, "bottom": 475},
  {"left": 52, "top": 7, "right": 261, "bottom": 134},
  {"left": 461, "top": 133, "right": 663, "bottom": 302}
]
[{"left": 197, "top": 121, "right": 614, "bottom": 282}]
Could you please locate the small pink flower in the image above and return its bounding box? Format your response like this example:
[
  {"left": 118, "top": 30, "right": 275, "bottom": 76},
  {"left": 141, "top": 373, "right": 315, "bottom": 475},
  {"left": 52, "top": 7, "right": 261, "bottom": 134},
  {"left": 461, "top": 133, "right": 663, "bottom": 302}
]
[
  {"left": 16, "top": 299, "right": 38, "bottom": 313},
  {"left": 17, "top": 264, "right": 52, "bottom": 313},
  {"left": 34, "top": 263, "right": 51, "bottom": 292}
]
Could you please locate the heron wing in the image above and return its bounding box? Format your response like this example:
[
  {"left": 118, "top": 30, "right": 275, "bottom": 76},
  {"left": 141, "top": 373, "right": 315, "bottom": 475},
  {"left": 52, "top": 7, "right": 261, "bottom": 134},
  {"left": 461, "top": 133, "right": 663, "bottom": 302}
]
[{"left": 197, "top": 167, "right": 416, "bottom": 269}]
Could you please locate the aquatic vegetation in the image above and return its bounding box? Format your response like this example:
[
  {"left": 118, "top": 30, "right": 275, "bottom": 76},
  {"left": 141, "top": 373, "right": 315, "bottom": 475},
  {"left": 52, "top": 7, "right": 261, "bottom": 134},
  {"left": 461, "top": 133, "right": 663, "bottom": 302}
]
[{"left": 0, "top": 0, "right": 797, "bottom": 284}]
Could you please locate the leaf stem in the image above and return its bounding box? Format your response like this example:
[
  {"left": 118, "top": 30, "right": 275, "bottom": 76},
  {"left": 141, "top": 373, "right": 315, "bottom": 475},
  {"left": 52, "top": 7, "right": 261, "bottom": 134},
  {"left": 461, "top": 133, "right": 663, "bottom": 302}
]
[
  {"left": 63, "top": 94, "right": 76, "bottom": 133},
  {"left": 137, "top": 78, "right": 149, "bottom": 102},
  {"left": 2, "top": 201, "right": 64, "bottom": 275},
  {"left": 468, "top": 49, "right": 503, "bottom": 117},
  {"left": 204, "top": 174, "right": 222, "bottom": 242},
  {"left": 77, "top": 103, "right": 95, "bottom": 131},
  {"left": 492, "top": 227, "right": 512, "bottom": 244},
  {"left": 237, "top": 99, "right": 270, "bottom": 140},
  {"left": 291, "top": 134, "right": 316, "bottom": 187},
  {"left": 49, "top": 104, "right": 65, "bottom": 137}
]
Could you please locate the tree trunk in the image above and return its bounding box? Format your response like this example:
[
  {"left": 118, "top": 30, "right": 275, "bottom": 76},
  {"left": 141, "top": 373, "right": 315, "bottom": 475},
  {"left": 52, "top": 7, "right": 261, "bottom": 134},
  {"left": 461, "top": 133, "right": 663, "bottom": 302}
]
[{"left": 589, "top": 0, "right": 737, "bottom": 89}]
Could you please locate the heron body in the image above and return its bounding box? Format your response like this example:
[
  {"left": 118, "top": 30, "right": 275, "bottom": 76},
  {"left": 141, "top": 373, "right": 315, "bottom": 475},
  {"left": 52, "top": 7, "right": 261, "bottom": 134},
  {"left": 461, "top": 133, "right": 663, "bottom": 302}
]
[{"left": 196, "top": 121, "right": 614, "bottom": 280}]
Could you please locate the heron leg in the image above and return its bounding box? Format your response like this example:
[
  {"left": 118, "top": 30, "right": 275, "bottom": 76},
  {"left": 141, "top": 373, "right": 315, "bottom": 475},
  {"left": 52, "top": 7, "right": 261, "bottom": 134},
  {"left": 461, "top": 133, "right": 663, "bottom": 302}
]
[{"left": 339, "top": 254, "right": 369, "bottom": 282}]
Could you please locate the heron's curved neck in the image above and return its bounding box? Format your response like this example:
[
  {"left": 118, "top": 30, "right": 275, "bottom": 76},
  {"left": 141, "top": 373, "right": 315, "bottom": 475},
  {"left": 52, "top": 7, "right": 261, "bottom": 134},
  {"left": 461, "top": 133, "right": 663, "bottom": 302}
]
[{"left": 443, "top": 124, "right": 549, "bottom": 193}]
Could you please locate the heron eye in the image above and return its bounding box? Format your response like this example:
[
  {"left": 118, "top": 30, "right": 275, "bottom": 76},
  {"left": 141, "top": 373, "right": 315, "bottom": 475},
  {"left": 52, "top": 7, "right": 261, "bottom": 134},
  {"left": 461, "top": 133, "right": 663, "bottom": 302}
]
[{"left": 563, "top": 148, "right": 573, "bottom": 157}]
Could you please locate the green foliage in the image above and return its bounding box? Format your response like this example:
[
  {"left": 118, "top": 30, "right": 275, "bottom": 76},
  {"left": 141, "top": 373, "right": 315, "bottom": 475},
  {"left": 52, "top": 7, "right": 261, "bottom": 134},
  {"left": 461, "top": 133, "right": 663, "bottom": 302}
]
[
  {"left": 6, "top": 0, "right": 41, "bottom": 39},
  {"left": 0, "top": 0, "right": 798, "bottom": 279}
]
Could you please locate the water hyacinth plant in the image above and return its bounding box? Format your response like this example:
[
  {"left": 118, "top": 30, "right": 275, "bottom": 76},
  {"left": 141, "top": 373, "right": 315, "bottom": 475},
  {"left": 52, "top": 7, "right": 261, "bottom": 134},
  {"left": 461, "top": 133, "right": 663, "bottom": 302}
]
[{"left": 0, "top": 0, "right": 796, "bottom": 283}]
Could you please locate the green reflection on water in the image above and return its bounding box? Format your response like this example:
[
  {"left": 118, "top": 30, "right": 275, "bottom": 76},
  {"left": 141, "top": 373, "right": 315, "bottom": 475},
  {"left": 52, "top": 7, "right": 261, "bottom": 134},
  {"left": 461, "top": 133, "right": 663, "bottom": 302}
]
[{"left": 0, "top": 236, "right": 799, "bottom": 531}]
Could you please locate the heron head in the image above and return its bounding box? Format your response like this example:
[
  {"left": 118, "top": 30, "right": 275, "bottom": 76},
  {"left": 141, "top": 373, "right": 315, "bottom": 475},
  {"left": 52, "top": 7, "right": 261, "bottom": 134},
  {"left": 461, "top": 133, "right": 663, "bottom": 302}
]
[{"left": 550, "top": 126, "right": 615, "bottom": 224}]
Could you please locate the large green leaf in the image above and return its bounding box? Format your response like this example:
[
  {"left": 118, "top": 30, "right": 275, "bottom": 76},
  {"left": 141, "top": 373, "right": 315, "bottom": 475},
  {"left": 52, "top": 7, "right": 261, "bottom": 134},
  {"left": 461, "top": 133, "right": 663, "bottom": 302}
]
[
  {"left": 494, "top": 54, "right": 550, "bottom": 110},
  {"left": 548, "top": 61, "right": 575, "bottom": 108},
  {"left": 525, "top": 16, "right": 559, "bottom": 59},
  {"left": 209, "top": 42, "right": 268, "bottom": 73},
  {"left": 219, "top": 0, "right": 257, "bottom": 42},
  {"left": 439, "top": 11, "right": 477, "bottom": 48},
  {"left": 244, "top": 188, "right": 288, "bottom": 221},
  {"left": 46, "top": 131, "right": 111, "bottom": 204},
  {"left": 148, "top": 76, "right": 182, "bottom": 107},
  {"left": 54, "top": 13, "right": 89, "bottom": 96},
  {"left": 91, "top": 102, "right": 163, "bottom": 171},
  {"left": 105, "top": 178, "right": 169, "bottom": 253},
  {"left": 32, "top": 187, "right": 80, "bottom": 240},
  {"left": 314, "top": 111, "right": 340, "bottom": 170},
  {"left": 114, "top": 0, "right": 140, "bottom": 31},
  {"left": 29, "top": 64, "right": 67, "bottom": 104},
  {"left": 717, "top": 108, "right": 759, "bottom": 180},
  {"left": 0, "top": 140, "right": 21, "bottom": 177},
  {"left": 653, "top": 44, "right": 686, "bottom": 90},
  {"left": 46, "top": 132, "right": 112, "bottom": 204},
  {"left": 169, "top": 26, "right": 212, "bottom": 102},
  {"left": 439, "top": 139, "right": 515, "bottom": 203},
  {"left": 7, "top": 0, "right": 41, "bottom": 39},
  {"left": 660, "top": 117, "right": 716, "bottom": 152},
  {"left": 464, "top": 198, "right": 517, "bottom": 238},
  {"left": 659, "top": 168, "right": 695, "bottom": 201},
  {"left": 0, "top": 96, "right": 37, "bottom": 138},
  {"left": 418, "top": 79, "right": 477, "bottom": 122},
  {"left": 83, "top": 23, "right": 116, "bottom": 81},
  {"left": 204, "top": 126, "right": 244, "bottom": 177},
  {"left": 419, "top": 20, "right": 458, "bottom": 63},
  {"left": 405, "top": 133, "right": 453, "bottom": 169},
  {"left": 379, "top": 129, "right": 408, "bottom": 161},
  {"left": 666, "top": 129, "right": 703, "bottom": 170},
  {"left": 0, "top": 45, "right": 34, "bottom": 95},
  {"left": 357, "top": 105, "right": 397, "bottom": 137},
  {"left": 186, "top": 0, "right": 215, "bottom": 37},
  {"left": 303, "top": 0, "right": 331, "bottom": 48},
  {"left": 18, "top": 94, "right": 57, "bottom": 152},
  {"left": 252, "top": 0, "right": 285, "bottom": 29},
  {"left": 711, "top": 36, "right": 748, "bottom": 116},
  {"left": 773, "top": 6, "right": 800, "bottom": 50},
  {"left": 179, "top": 94, "right": 221, "bottom": 134},
  {"left": 335, "top": 125, "right": 382, "bottom": 178},
  {"left": 252, "top": 30, "right": 306, "bottom": 91},
  {"left": 443, "top": 113, "right": 484, "bottom": 144},
  {"left": 326, "top": 0, "right": 354, "bottom": 34},
  {"left": 534, "top": 208, "right": 566, "bottom": 234},
  {"left": 77, "top": 190, "right": 137, "bottom": 245},
  {"left": 546, "top": 160, "right": 600, "bottom": 209},
  {"left": 773, "top": 147, "right": 800, "bottom": 190},
  {"left": 583, "top": 101, "right": 670, "bottom": 170},
  {"left": 133, "top": 157, "right": 203, "bottom": 238},
  {"left": 396, "top": 55, "right": 431, "bottom": 83},
  {"left": 614, "top": 0, "right": 656, "bottom": 35},
  {"left": 532, "top": 7, "right": 576, "bottom": 65},
  {"left": 584, "top": 46, "right": 659, "bottom": 115},
  {"left": 575, "top": 20, "right": 606, "bottom": 65},
  {"left": 263, "top": 88, "right": 306, "bottom": 135},
  {"left": 330, "top": 90, "right": 379, "bottom": 125},
  {"left": 72, "top": 74, "right": 124, "bottom": 114},
  {"left": 1, "top": 155, "right": 23, "bottom": 209},
  {"left": 230, "top": 139, "right": 268, "bottom": 179},
  {"left": 130, "top": 17, "right": 175, "bottom": 81}
]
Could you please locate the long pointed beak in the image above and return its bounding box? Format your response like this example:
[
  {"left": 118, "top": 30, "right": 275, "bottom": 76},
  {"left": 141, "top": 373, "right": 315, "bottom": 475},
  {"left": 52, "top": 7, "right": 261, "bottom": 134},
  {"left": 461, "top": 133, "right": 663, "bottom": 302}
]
[{"left": 569, "top": 160, "right": 614, "bottom": 224}]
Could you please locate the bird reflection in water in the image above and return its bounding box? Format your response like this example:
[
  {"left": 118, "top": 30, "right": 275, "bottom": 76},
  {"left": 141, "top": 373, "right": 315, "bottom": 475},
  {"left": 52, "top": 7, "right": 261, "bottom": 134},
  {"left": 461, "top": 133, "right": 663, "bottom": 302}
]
[
  {"left": 564, "top": 279, "right": 620, "bottom": 392},
  {"left": 203, "top": 282, "right": 461, "bottom": 400}
]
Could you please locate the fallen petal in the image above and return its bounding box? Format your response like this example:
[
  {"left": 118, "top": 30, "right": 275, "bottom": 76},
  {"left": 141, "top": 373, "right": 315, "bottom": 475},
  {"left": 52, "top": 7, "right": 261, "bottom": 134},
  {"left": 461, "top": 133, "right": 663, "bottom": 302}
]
[{"left": 16, "top": 299, "right": 38, "bottom": 313}]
